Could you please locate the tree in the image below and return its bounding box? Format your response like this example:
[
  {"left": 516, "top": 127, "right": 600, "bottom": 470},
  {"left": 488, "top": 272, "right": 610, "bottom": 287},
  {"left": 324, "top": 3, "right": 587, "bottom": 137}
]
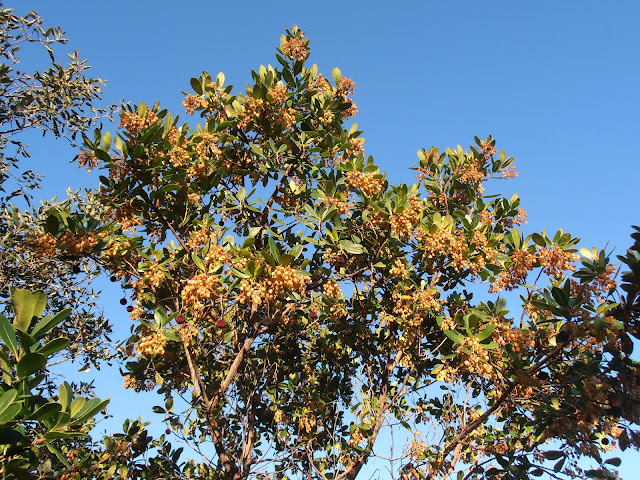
[
  {"left": 35, "top": 26, "right": 640, "bottom": 479},
  {"left": 0, "top": 6, "right": 116, "bottom": 367}
]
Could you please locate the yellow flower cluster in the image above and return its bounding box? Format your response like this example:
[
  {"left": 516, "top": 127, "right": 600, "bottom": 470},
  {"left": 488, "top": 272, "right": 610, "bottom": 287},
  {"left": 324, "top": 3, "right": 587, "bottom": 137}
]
[
  {"left": 345, "top": 170, "right": 383, "bottom": 197},
  {"left": 195, "top": 132, "right": 221, "bottom": 160},
  {"left": 457, "top": 336, "right": 494, "bottom": 377},
  {"left": 119, "top": 110, "right": 158, "bottom": 135},
  {"left": 237, "top": 266, "right": 310, "bottom": 310},
  {"left": 389, "top": 258, "right": 408, "bottom": 278},
  {"left": 298, "top": 414, "right": 316, "bottom": 434},
  {"left": 181, "top": 273, "right": 220, "bottom": 317},
  {"left": 136, "top": 331, "right": 167, "bottom": 357},
  {"left": 323, "top": 281, "right": 343, "bottom": 300},
  {"left": 317, "top": 193, "right": 353, "bottom": 216},
  {"left": 344, "top": 138, "right": 365, "bottom": 158}
]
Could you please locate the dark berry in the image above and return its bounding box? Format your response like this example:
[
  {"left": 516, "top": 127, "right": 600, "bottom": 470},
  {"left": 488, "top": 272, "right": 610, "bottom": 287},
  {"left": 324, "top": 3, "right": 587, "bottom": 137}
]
[
  {"left": 120, "top": 298, "right": 127, "bottom": 305},
  {"left": 126, "top": 305, "right": 134, "bottom": 312},
  {"left": 176, "top": 315, "right": 186, "bottom": 325},
  {"left": 72, "top": 265, "right": 81, "bottom": 274},
  {"left": 165, "top": 428, "right": 171, "bottom": 435},
  {"left": 110, "top": 276, "right": 117, "bottom": 282}
]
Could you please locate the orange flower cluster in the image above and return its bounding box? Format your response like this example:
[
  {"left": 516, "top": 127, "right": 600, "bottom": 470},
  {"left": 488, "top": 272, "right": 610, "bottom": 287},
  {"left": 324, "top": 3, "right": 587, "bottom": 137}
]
[
  {"left": 76, "top": 150, "right": 100, "bottom": 172},
  {"left": 281, "top": 36, "right": 308, "bottom": 60},
  {"left": 538, "top": 246, "right": 579, "bottom": 278},
  {"left": 345, "top": 169, "right": 383, "bottom": 197},
  {"left": 420, "top": 228, "right": 469, "bottom": 271},
  {"left": 490, "top": 249, "right": 536, "bottom": 292},
  {"left": 493, "top": 322, "right": 535, "bottom": 353},
  {"left": 29, "top": 231, "right": 103, "bottom": 257},
  {"left": 345, "top": 138, "right": 365, "bottom": 158},
  {"left": 182, "top": 94, "right": 208, "bottom": 115},
  {"left": 268, "top": 83, "right": 288, "bottom": 103},
  {"left": 390, "top": 196, "right": 423, "bottom": 239},
  {"left": 118, "top": 110, "right": 158, "bottom": 135},
  {"left": 501, "top": 165, "right": 519, "bottom": 179},
  {"left": 167, "top": 127, "right": 190, "bottom": 168}
]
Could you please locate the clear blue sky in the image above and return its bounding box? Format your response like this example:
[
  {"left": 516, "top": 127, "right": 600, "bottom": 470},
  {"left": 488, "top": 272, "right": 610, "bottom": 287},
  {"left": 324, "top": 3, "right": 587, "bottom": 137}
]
[{"left": 13, "top": 0, "right": 640, "bottom": 477}]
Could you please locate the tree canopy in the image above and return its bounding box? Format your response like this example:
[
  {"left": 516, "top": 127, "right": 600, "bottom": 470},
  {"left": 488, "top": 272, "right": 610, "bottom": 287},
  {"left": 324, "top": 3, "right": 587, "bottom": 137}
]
[{"left": 3, "top": 21, "right": 640, "bottom": 480}]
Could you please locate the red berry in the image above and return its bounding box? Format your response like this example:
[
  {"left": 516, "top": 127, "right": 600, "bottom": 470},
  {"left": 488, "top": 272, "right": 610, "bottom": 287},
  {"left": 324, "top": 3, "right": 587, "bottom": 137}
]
[
  {"left": 310, "top": 311, "right": 318, "bottom": 318},
  {"left": 216, "top": 319, "right": 227, "bottom": 328},
  {"left": 176, "top": 315, "right": 186, "bottom": 325},
  {"left": 120, "top": 298, "right": 127, "bottom": 305},
  {"left": 165, "top": 428, "right": 171, "bottom": 435},
  {"left": 610, "top": 396, "right": 621, "bottom": 408}
]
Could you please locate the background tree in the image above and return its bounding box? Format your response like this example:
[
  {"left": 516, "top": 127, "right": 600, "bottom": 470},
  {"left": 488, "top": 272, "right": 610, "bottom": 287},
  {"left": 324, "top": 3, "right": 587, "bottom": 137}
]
[
  {"left": 37, "top": 27, "right": 640, "bottom": 479},
  {"left": 0, "top": 6, "right": 116, "bottom": 367}
]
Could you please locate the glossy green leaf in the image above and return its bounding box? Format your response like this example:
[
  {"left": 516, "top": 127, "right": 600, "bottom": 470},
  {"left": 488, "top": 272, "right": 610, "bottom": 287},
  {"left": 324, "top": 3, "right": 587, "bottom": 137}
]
[
  {"left": 16, "top": 353, "right": 46, "bottom": 379},
  {"left": 0, "top": 313, "right": 19, "bottom": 357},
  {"left": 35, "top": 337, "right": 70, "bottom": 356},
  {"left": 12, "top": 289, "right": 47, "bottom": 333}
]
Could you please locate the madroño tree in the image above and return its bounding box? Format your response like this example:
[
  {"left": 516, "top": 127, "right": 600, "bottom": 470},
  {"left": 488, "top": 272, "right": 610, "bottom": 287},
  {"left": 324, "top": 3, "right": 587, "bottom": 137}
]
[{"left": 34, "top": 26, "right": 640, "bottom": 479}]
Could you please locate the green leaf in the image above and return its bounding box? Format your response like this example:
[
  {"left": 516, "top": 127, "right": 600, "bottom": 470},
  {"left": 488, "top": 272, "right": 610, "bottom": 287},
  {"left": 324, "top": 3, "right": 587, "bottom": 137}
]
[
  {"left": 31, "top": 308, "right": 71, "bottom": 340},
  {"left": 101, "top": 131, "right": 112, "bottom": 151},
  {"left": 332, "top": 67, "right": 342, "bottom": 84},
  {"left": 190, "top": 77, "right": 203, "bottom": 95},
  {"left": 604, "top": 457, "right": 621, "bottom": 467},
  {"left": 59, "top": 382, "right": 71, "bottom": 412},
  {"left": 36, "top": 337, "right": 70, "bottom": 356},
  {"left": 69, "top": 397, "right": 87, "bottom": 418},
  {"left": 0, "top": 389, "right": 18, "bottom": 421},
  {"left": 268, "top": 237, "right": 281, "bottom": 263},
  {"left": 477, "top": 324, "right": 495, "bottom": 342},
  {"left": 444, "top": 330, "right": 465, "bottom": 345},
  {"left": 44, "top": 440, "right": 72, "bottom": 469},
  {"left": 69, "top": 398, "right": 109, "bottom": 425},
  {"left": 16, "top": 353, "right": 46, "bottom": 379},
  {"left": 544, "top": 450, "right": 564, "bottom": 460},
  {"left": 31, "top": 402, "right": 62, "bottom": 421},
  {"left": 154, "top": 308, "right": 169, "bottom": 328},
  {"left": 12, "top": 289, "right": 47, "bottom": 333},
  {"left": 0, "top": 403, "right": 21, "bottom": 424},
  {"left": 0, "top": 313, "right": 19, "bottom": 357}
]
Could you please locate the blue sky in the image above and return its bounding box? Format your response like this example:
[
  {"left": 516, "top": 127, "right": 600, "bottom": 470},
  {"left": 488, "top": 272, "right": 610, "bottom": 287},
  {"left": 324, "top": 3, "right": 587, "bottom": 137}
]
[{"left": 12, "top": 0, "right": 640, "bottom": 477}]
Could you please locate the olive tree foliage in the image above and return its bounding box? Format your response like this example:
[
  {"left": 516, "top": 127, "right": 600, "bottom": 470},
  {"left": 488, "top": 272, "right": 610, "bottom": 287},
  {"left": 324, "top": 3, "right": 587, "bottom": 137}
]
[
  {"left": 0, "top": 6, "right": 116, "bottom": 366},
  {"left": 37, "top": 27, "right": 640, "bottom": 479}
]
